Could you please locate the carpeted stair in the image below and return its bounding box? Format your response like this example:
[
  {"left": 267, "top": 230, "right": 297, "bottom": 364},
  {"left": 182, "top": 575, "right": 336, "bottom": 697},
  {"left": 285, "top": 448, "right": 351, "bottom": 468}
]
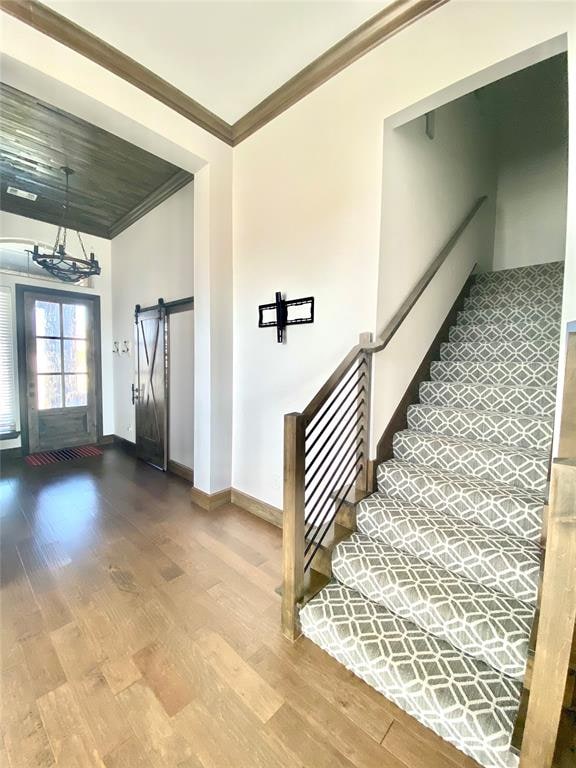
[{"left": 300, "top": 261, "right": 564, "bottom": 768}]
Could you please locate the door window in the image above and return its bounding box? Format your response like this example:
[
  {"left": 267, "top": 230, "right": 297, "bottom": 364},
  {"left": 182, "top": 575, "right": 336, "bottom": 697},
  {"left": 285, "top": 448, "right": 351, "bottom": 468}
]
[{"left": 35, "top": 299, "right": 88, "bottom": 410}]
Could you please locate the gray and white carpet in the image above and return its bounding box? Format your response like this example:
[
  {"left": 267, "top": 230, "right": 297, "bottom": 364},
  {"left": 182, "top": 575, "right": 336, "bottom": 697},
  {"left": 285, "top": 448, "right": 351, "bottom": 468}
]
[{"left": 300, "top": 260, "right": 563, "bottom": 768}]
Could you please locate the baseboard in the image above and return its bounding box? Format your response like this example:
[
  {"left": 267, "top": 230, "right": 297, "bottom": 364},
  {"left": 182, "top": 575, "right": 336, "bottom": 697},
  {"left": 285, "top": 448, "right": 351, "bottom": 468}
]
[
  {"left": 99, "top": 434, "right": 115, "bottom": 446},
  {"left": 113, "top": 434, "right": 136, "bottom": 454},
  {"left": 190, "top": 486, "right": 232, "bottom": 511},
  {"left": 168, "top": 459, "right": 194, "bottom": 483},
  {"left": 231, "top": 488, "right": 282, "bottom": 528},
  {"left": 189, "top": 484, "right": 283, "bottom": 526}
]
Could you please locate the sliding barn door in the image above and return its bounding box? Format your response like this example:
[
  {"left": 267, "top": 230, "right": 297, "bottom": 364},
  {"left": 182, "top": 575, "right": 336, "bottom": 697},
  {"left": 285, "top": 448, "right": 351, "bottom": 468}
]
[{"left": 134, "top": 306, "right": 168, "bottom": 470}]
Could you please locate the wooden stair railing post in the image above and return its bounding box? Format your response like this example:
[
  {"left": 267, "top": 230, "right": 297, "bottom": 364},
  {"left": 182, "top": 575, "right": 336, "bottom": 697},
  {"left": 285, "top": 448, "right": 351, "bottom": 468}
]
[
  {"left": 519, "top": 459, "right": 576, "bottom": 768},
  {"left": 282, "top": 412, "right": 306, "bottom": 640}
]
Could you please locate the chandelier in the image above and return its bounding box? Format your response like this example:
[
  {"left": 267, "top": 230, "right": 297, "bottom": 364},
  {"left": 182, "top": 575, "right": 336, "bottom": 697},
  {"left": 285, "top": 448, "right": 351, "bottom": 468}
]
[{"left": 28, "top": 167, "right": 101, "bottom": 284}]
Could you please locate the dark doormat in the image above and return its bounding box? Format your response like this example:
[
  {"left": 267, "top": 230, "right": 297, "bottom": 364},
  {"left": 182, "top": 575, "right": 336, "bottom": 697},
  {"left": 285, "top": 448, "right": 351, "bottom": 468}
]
[{"left": 25, "top": 445, "right": 103, "bottom": 466}]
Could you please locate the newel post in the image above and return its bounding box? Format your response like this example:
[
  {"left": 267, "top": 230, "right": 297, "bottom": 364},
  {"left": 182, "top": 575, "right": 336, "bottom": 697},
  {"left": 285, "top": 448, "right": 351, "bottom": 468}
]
[{"left": 282, "top": 412, "right": 306, "bottom": 640}]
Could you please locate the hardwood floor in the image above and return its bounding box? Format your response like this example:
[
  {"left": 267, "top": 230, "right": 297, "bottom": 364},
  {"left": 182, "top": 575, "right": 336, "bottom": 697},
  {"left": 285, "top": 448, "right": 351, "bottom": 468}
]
[{"left": 0, "top": 447, "right": 481, "bottom": 768}]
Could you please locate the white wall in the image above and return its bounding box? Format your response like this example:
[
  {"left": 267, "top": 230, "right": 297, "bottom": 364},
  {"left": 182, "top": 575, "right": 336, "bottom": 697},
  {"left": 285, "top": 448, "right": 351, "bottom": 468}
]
[
  {"left": 233, "top": 1, "right": 576, "bottom": 509},
  {"left": 0, "top": 210, "right": 113, "bottom": 450},
  {"left": 491, "top": 55, "right": 569, "bottom": 270},
  {"left": 111, "top": 183, "right": 194, "bottom": 469},
  {"left": 371, "top": 92, "right": 498, "bottom": 452},
  {"left": 169, "top": 309, "right": 195, "bottom": 469}
]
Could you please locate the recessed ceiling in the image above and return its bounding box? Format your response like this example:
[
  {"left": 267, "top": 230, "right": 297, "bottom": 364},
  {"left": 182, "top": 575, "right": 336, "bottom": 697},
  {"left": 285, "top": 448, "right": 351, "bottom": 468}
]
[
  {"left": 44, "top": 1, "right": 389, "bottom": 123},
  {"left": 0, "top": 83, "right": 193, "bottom": 239}
]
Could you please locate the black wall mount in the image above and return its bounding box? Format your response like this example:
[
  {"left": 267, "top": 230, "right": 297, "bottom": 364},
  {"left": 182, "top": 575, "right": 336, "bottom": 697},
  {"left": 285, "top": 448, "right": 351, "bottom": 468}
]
[{"left": 258, "top": 291, "right": 314, "bottom": 343}]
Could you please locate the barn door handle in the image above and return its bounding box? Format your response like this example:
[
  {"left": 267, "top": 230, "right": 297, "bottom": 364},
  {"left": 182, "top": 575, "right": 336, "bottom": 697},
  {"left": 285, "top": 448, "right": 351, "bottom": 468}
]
[{"left": 131, "top": 384, "right": 139, "bottom": 404}]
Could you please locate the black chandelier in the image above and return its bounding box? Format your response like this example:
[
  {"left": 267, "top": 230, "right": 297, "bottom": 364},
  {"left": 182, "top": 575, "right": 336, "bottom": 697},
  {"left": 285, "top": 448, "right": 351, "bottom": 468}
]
[{"left": 28, "top": 167, "right": 101, "bottom": 284}]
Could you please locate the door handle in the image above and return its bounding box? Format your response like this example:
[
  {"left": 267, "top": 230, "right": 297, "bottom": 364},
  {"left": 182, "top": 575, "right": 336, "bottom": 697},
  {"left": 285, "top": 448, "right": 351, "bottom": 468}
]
[{"left": 132, "top": 384, "right": 139, "bottom": 404}]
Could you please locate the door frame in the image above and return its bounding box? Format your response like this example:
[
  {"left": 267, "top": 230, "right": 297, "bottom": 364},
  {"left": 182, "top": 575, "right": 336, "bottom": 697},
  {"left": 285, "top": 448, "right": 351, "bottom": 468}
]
[{"left": 15, "top": 283, "right": 103, "bottom": 455}]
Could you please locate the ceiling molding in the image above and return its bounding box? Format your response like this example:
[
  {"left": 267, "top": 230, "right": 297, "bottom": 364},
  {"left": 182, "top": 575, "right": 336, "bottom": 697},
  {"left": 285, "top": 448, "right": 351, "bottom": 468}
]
[
  {"left": 108, "top": 168, "right": 193, "bottom": 239},
  {"left": 1, "top": 81, "right": 191, "bottom": 239},
  {"left": 231, "top": 0, "right": 449, "bottom": 144},
  {"left": 0, "top": 0, "right": 234, "bottom": 145},
  {"left": 1, "top": 0, "right": 449, "bottom": 147}
]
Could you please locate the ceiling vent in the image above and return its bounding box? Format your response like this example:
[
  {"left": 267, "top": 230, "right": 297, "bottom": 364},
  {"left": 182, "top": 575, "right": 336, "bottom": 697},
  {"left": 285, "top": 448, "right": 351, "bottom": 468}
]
[{"left": 6, "top": 186, "right": 37, "bottom": 201}]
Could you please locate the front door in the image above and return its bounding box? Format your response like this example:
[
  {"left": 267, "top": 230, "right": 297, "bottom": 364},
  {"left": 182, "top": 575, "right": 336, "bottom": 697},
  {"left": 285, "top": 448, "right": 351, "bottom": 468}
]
[
  {"left": 134, "top": 305, "right": 168, "bottom": 470},
  {"left": 18, "top": 287, "right": 100, "bottom": 453}
]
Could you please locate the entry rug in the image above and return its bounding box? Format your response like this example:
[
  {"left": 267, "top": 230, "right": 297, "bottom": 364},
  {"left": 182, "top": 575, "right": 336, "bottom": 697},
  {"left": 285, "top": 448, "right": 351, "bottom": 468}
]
[{"left": 25, "top": 445, "right": 103, "bottom": 466}]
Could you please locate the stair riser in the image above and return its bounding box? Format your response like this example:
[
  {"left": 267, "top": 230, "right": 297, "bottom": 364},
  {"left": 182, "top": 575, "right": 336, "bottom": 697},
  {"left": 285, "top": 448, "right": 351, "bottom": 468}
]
[
  {"left": 430, "top": 360, "right": 557, "bottom": 388},
  {"left": 332, "top": 538, "right": 534, "bottom": 679},
  {"left": 300, "top": 581, "right": 523, "bottom": 768},
  {"left": 465, "top": 292, "right": 561, "bottom": 310},
  {"left": 393, "top": 431, "right": 548, "bottom": 493},
  {"left": 440, "top": 341, "right": 558, "bottom": 364},
  {"left": 457, "top": 306, "right": 562, "bottom": 327},
  {"left": 449, "top": 321, "right": 560, "bottom": 344},
  {"left": 469, "top": 277, "right": 563, "bottom": 297},
  {"left": 474, "top": 263, "right": 563, "bottom": 284},
  {"left": 357, "top": 500, "right": 540, "bottom": 603},
  {"left": 407, "top": 404, "right": 553, "bottom": 451},
  {"left": 420, "top": 380, "right": 556, "bottom": 418},
  {"left": 377, "top": 461, "right": 543, "bottom": 541}
]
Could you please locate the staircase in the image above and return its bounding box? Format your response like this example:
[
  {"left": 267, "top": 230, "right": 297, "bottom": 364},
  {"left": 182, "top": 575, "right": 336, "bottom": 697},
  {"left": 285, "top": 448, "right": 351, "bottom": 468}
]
[{"left": 299, "top": 261, "right": 564, "bottom": 768}]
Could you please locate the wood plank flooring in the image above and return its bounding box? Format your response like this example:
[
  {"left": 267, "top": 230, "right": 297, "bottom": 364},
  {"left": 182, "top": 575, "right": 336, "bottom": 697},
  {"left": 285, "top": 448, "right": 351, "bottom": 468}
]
[{"left": 0, "top": 447, "right": 481, "bottom": 767}]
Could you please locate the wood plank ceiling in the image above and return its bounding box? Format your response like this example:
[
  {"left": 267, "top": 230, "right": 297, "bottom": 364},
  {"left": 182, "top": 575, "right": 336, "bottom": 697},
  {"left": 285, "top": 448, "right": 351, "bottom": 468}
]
[{"left": 0, "top": 82, "right": 193, "bottom": 239}]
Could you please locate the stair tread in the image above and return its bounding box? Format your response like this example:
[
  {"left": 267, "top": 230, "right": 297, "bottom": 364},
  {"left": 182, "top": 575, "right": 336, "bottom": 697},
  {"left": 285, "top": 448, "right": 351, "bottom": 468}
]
[
  {"left": 420, "top": 379, "right": 556, "bottom": 417},
  {"left": 430, "top": 361, "right": 557, "bottom": 388},
  {"left": 457, "top": 306, "right": 562, "bottom": 327},
  {"left": 407, "top": 403, "right": 553, "bottom": 451},
  {"left": 469, "top": 279, "right": 563, "bottom": 297},
  {"left": 474, "top": 262, "right": 563, "bottom": 283},
  {"left": 356, "top": 493, "right": 541, "bottom": 603},
  {"left": 300, "top": 580, "right": 522, "bottom": 768},
  {"left": 464, "top": 292, "right": 561, "bottom": 310},
  {"left": 377, "top": 459, "right": 544, "bottom": 541},
  {"left": 449, "top": 320, "right": 561, "bottom": 343},
  {"left": 393, "top": 430, "right": 549, "bottom": 493},
  {"left": 332, "top": 532, "right": 534, "bottom": 679},
  {"left": 440, "top": 340, "right": 558, "bottom": 363}
]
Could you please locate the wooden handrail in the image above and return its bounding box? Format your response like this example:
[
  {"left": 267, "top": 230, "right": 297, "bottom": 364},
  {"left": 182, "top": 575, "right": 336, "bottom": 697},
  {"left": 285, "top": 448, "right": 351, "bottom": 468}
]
[{"left": 301, "top": 195, "right": 487, "bottom": 422}]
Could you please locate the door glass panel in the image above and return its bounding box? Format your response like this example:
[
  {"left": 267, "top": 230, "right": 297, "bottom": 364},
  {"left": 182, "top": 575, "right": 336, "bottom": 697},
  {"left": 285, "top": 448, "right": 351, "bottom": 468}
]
[
  {"left": 35, "top": 300, "right": 61, "bottom": 336},
  {"left": 37, "top": 374, "right": 63, "bottom": 409},
  {"left": 63, "top": 339, "right": 87, "bottom": 373},
  {"left": 64, "top": 374, "right": 88, "bottom": 407},
  {"left": 63, "top": 304, "right": 87, "bottom": 339},
  {"left": 37, "top": 338, "right": 62, "bottom": 373}
]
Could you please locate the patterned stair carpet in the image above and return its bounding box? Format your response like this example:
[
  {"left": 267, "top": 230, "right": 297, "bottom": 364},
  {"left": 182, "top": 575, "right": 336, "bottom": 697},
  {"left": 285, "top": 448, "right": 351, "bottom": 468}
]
[{"left": 300, "top": 261, "right": 564, "bottom": 768}]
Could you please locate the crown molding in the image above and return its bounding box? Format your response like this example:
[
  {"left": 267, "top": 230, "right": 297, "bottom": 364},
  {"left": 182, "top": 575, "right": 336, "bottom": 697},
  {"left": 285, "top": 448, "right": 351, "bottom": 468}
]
[
  {"left": 1, "top": 0, "right": 449, "bottom": 147},
  {"left": 108, "top": 169, "right": 193, "bottom": 238}
]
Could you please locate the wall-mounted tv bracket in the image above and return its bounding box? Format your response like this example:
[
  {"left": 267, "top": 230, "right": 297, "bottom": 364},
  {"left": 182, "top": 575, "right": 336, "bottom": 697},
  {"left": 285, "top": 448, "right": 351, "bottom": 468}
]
[{"left": 258, "top": 291, "right": 314, "bottom": 343}]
